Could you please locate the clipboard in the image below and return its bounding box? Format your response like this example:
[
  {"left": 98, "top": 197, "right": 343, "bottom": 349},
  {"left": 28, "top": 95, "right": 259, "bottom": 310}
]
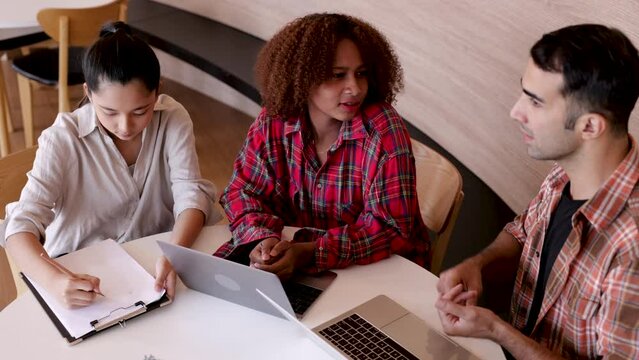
[{"left": 21, "top": 239, "right": 172, "bottom": 345}]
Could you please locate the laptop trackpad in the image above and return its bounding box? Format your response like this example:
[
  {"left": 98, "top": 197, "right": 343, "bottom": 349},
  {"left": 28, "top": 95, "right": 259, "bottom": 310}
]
[{"left": 383, "top": 314, "right": 478, "bottom": 360}]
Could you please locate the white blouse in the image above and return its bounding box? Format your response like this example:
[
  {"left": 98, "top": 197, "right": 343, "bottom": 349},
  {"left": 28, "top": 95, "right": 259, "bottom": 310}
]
[{"left": 1, "top": 94, "right": 221, "bottom": 257}]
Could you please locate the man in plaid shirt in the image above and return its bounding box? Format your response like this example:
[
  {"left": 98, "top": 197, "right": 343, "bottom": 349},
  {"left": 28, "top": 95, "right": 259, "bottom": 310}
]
[{"left": 436, "top": 24, "right": 639, "bottom": 359}]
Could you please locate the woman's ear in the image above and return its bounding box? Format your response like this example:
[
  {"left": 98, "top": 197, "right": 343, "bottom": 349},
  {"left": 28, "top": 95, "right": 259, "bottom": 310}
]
[{"left": 82, "top": 83, "right": 91, "bottom": 102}]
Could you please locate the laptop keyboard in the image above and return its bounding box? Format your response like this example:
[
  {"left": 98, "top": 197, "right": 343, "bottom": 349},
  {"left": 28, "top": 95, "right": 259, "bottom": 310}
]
[
  {"left": 318, "top": 313, "right": 419, "bottom": 360},
  {"left": 282, "top": 282, "right": 323, "bottom": 315}
]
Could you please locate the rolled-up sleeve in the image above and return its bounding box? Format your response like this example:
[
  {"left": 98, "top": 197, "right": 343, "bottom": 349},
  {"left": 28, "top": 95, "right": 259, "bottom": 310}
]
[
  {"left": 164, "top": 103, "right": 221, "bottom": 224},
  {"left": 219, "top": 113, "right": 284, "bottom": 246}
]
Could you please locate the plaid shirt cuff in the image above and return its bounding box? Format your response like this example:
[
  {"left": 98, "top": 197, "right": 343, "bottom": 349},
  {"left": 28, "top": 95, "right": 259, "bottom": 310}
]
[{"left": 292, "top": 227, "right": 328, "bottom": 273}]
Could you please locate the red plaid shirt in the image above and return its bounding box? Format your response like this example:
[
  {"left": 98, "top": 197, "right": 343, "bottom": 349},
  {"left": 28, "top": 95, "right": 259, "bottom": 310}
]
[
  {"left": 504, "top": 137, "right": 639, "bottom": 359},
  {"left": 215, "top": 103, "right": 430, "bottom": 271}
]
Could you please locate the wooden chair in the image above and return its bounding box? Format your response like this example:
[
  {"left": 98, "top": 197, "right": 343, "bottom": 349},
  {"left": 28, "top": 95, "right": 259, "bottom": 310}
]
[
  {"left": 411, "top": 138, "right": 464, "bottom": 275},
  {"left": 0, "top": 58, "right": 12, "bottom": 157},
  {"left": 0, "top": 146, "right": 38, "bottom": 310},
  {"left": 0, "top": 247, "right": 16, "bottom": 311},
  {"left": 11, "top": 0, "right": 127, "bottom": 148}
]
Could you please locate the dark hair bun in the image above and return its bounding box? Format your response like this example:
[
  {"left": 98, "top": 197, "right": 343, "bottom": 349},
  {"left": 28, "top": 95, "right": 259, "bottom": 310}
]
[
  {"left": 84, "top": 20, "right": 160, "bottom": 93},
  {"left": 99, "top": 21, "right": 132, "bottom": 38}
]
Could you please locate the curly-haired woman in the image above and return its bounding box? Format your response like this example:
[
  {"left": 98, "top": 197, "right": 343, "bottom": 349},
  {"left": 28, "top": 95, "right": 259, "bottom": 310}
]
[{"left": 215, "top": 13, "right": 430, "bottom": 278}]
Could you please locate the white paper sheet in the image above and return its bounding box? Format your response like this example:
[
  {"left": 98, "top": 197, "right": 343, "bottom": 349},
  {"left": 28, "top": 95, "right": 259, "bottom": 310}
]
[{"left": 28, "top": 239, "right": 165, "bottom": 339}]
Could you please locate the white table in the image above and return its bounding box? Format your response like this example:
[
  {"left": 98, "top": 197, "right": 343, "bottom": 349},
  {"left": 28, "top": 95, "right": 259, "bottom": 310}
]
[{"left": 0, "top": 225, "right": 506, "bottom": 359}]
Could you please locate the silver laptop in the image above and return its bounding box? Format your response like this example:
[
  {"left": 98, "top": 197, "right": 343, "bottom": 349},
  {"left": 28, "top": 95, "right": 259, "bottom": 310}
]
[
  {"left": 157, "top": 241, "right": 336, "bottom": 319},
  {"left": 258, "top": 288, "right": 346, "bottom": 359},
  {"left": 258, "top": 289, "right": 481, "bottom": 360}
]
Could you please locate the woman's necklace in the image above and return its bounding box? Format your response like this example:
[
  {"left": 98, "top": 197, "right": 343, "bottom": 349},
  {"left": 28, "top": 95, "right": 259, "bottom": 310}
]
[{"left": 315, "top": 143, "right": 333, "bottom": 153}]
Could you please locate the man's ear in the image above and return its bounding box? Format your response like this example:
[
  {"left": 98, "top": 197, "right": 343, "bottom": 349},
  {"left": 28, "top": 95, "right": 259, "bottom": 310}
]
[{"left": 578, "top": 112, "right": 607, "bottom": 140}]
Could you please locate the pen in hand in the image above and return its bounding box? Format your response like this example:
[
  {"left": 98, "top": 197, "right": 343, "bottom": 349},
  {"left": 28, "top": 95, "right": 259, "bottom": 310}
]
[{"left": 40, "top": 253, "right": 105, "bottom": 297}]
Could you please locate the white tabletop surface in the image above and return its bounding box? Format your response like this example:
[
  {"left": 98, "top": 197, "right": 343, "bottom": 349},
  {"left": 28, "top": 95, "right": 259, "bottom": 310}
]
[
  {"left": 0, "top": 0, "right": 112, "bottom": 28},
  {"left": 0, "top": 225, "right": 506, "bottom": 359}
]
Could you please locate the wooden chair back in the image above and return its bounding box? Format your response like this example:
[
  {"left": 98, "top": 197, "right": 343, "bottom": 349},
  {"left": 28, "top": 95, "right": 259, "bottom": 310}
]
[
  {"left": 36, "top": 0, "right": 127, "bottom": 112},
  {"left": 0, "top": 146, "right": 38, "bottom": 310},
  {"left": 0, "top": 247, "right": 16, "bottom": 311},
  {"left": 411, "top": 138, "right": 464, "bottom": 275}
]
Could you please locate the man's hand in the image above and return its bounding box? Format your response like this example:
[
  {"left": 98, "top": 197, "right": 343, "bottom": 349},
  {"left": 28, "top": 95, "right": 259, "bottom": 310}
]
[
  {"left": 435, "top": 284, "right": 500, "bottom": 340},
  {"left": 437, "top": 257, "right": 483, "bottom": 305},
  {"left": 155, "top": 255, "right": 177, "bottom": 299},
  {"left": 436, "top": 286, "right": 566, "bottom": 360}
]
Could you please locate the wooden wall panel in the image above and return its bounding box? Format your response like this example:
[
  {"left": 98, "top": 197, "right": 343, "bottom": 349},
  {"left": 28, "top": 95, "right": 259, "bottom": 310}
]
[{"left": 156, "top": 0, "right": 639, "bottom": 212}]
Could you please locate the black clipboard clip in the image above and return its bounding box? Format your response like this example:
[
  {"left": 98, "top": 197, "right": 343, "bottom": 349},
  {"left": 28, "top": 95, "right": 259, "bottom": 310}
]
[{"left": 90, "top": 301, "right": 147, "bottom": 331}]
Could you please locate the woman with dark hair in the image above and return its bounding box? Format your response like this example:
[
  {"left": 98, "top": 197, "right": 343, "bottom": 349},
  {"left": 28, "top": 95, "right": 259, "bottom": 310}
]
[
  {"left": 216, "top": 13, "right": 430, "bottom": 278},
  {"left": 2, "top": 21, "right": 221, "bottom": 306}
]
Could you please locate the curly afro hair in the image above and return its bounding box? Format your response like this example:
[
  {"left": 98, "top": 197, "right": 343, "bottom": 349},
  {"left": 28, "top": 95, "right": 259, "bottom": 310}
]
[{"left": 255, "top": 13, "right": 404, "bottom": 118}]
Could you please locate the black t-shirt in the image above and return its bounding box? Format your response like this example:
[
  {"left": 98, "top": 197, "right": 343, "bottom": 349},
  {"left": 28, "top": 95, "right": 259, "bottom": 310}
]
[{"left": 522, "top": 183, "right": 586, "bottom": 336}]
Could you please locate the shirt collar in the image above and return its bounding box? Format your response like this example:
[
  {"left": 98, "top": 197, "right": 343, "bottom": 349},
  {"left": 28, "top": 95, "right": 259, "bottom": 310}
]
[
  {"left": 578, "top": 136, "right": 639, "bottom": 230},
  {"left": 340, "top": 109, "right": 368, "bottom": 142},
  {"left": 283, "top": 106, "right": 369, "bottom": 145},
  {"left": 283, "top": 114, "right": 302, "bottom": 137},
  {"left": 77, "top": 103, "right": 99, "bottom": 138},
  {"left": 546, "top": 164, "right": 570, "bottom": 190},
  {"left": 77, "top": 96, "right": 168, "bottom": 138}
]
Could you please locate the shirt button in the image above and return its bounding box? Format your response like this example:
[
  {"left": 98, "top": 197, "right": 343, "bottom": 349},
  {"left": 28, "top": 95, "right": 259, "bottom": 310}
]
[
  {"left": 318, "top": 246, "right": 324, "bottom": 251},
  {"left": 317, "top": 183, "right": 322, "bottom": 189}
]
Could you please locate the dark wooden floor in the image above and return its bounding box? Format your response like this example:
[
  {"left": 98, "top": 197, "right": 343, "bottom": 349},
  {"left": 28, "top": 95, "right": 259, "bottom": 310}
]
[{"left": 1, "top": 57, "right": 253, "bottom": 194}]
